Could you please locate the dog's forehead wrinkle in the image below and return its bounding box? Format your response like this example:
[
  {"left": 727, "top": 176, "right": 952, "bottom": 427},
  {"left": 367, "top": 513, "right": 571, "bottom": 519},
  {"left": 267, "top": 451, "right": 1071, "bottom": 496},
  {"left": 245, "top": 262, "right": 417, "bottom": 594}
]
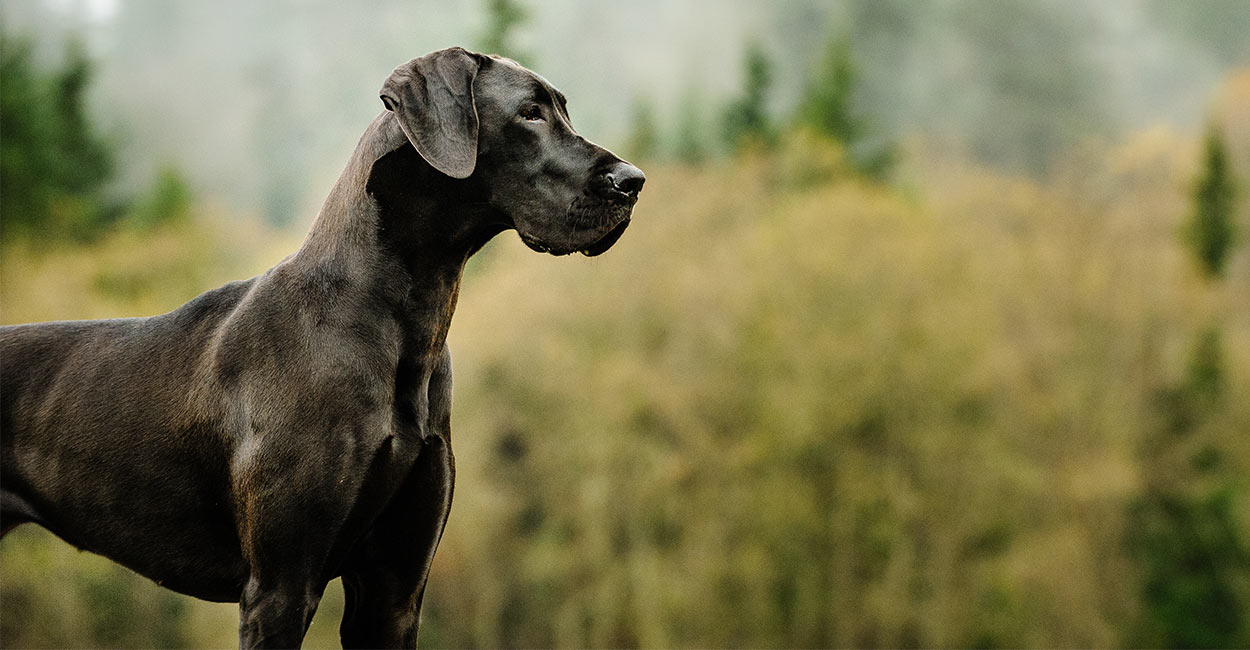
[
  {"left": 483, "top": 58, "right": 563, "bottom": 108},
  {"left": 478, "top": 68, "right": 535, "bottom": 110}
]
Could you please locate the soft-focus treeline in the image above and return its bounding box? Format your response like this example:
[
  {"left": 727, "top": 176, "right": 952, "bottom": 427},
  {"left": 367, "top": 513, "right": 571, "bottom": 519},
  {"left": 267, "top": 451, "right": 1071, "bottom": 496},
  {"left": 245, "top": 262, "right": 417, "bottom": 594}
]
[{"left": 3, "top": 0, "right": 1250, "bottom": 647}]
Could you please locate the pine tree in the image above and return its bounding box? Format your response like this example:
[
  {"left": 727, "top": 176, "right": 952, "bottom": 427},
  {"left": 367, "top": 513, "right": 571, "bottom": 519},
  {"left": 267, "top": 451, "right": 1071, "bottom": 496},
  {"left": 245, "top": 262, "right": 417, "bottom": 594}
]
[
  {"left": 479, "top": 0, "right": 531, "bottom": 65},
  {"left": 795, "top": 34, "right": 894, "bottom": 178},
  {"left": 1, "top": 34, "right": 117, "bottom": 240},
  {"left": 797, "top": 36, "right": 860, "bottom": 147},
  {"left": 1186, "top": 125, "right": 1238, "bottom": 279},
  {"left": 722, "top": 41, "right": 775, "bottom": 152}
]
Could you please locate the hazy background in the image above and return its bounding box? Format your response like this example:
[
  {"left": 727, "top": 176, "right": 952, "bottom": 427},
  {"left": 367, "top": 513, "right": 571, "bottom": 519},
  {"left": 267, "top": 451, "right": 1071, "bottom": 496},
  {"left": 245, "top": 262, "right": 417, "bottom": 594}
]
[{"left": 2, "top": 0, "right": 1249, "bottom": 647}]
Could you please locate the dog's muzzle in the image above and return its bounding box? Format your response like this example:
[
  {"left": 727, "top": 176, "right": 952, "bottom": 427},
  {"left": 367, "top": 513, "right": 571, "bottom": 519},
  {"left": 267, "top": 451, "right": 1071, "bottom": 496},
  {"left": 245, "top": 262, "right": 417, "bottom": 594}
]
[{"left": 521, "top": 161, "right": 644, "bottom": 257}]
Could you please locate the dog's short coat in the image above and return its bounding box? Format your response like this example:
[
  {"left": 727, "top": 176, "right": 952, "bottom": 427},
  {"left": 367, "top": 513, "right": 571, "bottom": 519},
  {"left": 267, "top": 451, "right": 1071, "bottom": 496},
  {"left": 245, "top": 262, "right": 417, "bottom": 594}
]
[{"left": 0, "top": 47, "right": 643, "bottom": 648}]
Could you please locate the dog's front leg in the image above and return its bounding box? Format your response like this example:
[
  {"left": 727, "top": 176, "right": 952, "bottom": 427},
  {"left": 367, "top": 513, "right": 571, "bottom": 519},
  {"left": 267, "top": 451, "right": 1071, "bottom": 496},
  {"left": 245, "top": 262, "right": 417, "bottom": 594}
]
[
  {"left": 339, "top": 347, "right": 455, "bottom": 649},
  {"left": 231, "top": 424, "right": 361, "bottom": 648},
  {"left": 238, "top": 574, "right": 325, "bottom": 648},
  {"left": 339, "top": 436, "right": 454, "bottom": 648},
  {"left": 235, "top": 502, "right": 335, "bottom": 649}
]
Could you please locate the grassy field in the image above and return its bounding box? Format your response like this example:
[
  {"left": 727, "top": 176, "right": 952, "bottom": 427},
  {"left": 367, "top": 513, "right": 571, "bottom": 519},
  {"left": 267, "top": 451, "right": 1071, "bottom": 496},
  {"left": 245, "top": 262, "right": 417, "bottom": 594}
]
[{"left": 3, "top": 100, "right": 1249, "bottom": 647}]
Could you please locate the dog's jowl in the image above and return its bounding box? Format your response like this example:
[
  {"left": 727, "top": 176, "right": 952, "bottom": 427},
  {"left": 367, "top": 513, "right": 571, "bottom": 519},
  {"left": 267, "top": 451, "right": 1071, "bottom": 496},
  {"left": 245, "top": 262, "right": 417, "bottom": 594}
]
[{"left": 0, "top": 47, "right": 643, "bottom": 649}]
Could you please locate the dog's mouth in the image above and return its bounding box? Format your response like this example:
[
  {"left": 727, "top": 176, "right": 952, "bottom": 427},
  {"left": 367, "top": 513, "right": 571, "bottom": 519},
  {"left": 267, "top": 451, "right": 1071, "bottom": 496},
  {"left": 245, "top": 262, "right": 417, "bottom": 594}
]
[
  {"left": 518, "top": 194, "right": 635, "bottom": 257},
  {"left": 520, "top": 217, "right": 630, "bottom": 257},
  {"left": 578, "top": 217, "right": 630, "bottom": 257}
]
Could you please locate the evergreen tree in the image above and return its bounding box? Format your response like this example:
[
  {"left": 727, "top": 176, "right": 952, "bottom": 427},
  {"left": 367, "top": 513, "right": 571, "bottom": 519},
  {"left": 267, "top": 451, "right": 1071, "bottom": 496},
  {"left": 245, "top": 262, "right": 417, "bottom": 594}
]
[
  {"left": 1185, "top": 125, "right": 1238, "bottom": 279},
  {"left": 722, "top": 41, "right": 775, "bottom": 152},
  {"left": 1, "top": 34, "right": 117, "bottom": 240},
  {"left": 129, "top": 165, "right": 192, "bottom": 230},
  {"left": 1130, "top": 483, "right": 1250, "bottom": 649},
  {"left": 797, "top": 36, "right": 859, "bottom": 147},
  {"left": 1131, "top": 328, "right": 1249, "bottom": 648},
  {"left": 479, "top": 0, "right": 531, "bottom": 65},
  {"left": 795, "top": 34, "right": 894, "bottom": 178}
]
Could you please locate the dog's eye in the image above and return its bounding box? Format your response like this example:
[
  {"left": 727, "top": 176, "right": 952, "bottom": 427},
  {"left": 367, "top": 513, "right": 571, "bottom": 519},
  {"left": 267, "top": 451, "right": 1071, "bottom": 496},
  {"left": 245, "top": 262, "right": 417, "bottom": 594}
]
[{"left": 519, "top": 104, "right": 545, "bottom": 122}]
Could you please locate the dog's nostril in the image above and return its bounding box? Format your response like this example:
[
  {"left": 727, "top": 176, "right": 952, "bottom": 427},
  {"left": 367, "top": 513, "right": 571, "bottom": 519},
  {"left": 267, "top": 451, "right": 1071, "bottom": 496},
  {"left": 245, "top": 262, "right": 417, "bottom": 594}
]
[{"left": 605, "top": 163, "right": 646, "bottom": 196}]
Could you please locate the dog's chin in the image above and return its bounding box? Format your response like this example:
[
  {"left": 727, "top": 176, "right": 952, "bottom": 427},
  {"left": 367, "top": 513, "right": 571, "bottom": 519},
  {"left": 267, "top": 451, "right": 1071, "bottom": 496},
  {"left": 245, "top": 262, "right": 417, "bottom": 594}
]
[
  {"left": 518, "top": 199, "right": 634, "bottom": 257},
  {"left": 519, "top": 217, "right": 630, "bottom": 257},
  {"left": 577, "top": 217, "right": 631, "bottom": 257}
]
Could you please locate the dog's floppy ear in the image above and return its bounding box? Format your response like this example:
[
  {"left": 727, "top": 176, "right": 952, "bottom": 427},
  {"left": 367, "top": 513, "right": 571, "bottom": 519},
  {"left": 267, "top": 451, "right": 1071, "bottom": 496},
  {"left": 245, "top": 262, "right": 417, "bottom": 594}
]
[{"left": 380, "top": 47, "right": 482, "bottom": 179}]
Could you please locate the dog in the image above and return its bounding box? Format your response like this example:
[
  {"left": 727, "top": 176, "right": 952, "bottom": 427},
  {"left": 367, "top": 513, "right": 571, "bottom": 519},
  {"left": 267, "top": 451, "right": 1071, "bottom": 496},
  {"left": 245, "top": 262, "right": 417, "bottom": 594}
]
[{"left": 0, "top": 47, "right": 644, "bottom": 648}]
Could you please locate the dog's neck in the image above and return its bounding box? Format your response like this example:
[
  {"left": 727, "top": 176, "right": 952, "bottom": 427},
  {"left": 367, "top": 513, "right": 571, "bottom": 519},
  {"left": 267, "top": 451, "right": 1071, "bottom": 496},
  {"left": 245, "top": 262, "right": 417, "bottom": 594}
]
[
  {"left": 300, "top": 112, "right": 507, "bottom": 264},
  {"left": 291, "top": 113, "right": 509, "bottom": 358}
]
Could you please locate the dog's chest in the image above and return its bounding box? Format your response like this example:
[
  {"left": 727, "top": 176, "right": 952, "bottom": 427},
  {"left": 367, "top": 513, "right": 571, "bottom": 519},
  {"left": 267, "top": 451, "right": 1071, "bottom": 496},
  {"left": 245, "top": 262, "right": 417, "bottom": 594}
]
[{"left": 388, "top": 362, "right": 432, "bottom": 440}]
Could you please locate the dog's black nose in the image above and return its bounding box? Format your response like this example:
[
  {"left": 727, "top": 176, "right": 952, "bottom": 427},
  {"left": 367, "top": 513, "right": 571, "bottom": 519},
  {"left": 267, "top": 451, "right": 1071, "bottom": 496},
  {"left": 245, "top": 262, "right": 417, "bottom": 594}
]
[{"left": 603, "top": 162, "right": 646, "bottom": 197}]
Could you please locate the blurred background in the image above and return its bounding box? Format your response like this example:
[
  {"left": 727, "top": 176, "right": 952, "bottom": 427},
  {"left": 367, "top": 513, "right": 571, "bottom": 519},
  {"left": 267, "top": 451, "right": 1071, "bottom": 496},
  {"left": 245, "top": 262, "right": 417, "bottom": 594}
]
[{"left": 2, "top": 0, "right": 1249, "bottom": 647}]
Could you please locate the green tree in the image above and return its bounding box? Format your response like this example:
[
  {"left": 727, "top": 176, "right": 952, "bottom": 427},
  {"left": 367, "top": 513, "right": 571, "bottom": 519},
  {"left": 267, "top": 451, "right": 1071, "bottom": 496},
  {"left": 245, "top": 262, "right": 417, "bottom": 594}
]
[
  {"left": 1130, "top": 487, "right": 1250, "bottom": 649},
  {"left": 722, "top": 41, "right": 775, "bottom": 152},
  {"left": 795, "top": 34, "right": 894, "bottom": 179},
  {"left": 797, "top": 37, "right": 858, "bottom": 148},
  {"left": 129, "top": 164, "right": 193, "bottom": 230},
  {"left": 1130, "top": 326, "right": 1249, "bottom": 648},
  {"left": 479, "top": 0, "right": 531, "bottom": 65},
  {"left": 1185, "top": 125, "right": 1238, "bottom": 279},
  {"left": 1, "top": 34, "right": 118, "bottom": 240}
]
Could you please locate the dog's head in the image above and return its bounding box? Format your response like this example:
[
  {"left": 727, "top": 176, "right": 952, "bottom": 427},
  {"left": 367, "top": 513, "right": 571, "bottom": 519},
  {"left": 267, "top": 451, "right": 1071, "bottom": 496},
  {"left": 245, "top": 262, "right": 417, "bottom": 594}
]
[{"left": 380, "top": 47, "right": 644, "bottom": 257}]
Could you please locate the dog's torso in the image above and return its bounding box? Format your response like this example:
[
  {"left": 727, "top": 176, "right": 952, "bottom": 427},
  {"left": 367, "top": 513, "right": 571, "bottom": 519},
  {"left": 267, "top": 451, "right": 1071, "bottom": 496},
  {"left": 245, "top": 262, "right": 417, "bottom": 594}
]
[{"left": 1, "top": 257, "right": 449, "bottom": 602}]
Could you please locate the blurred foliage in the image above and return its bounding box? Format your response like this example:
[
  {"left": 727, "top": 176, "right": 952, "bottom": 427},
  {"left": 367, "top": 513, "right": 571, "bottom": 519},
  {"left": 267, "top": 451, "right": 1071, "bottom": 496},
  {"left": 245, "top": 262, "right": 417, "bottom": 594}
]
[
  {"left": 0, "top": 31, "right": 194, "bottom": 243},
  {"left": 1130, "top": 486, "right": 1250, "bottom": 648},
  {"left": 0, "top": 32, "right": 118, "bottom": 241},
  {"left": 794, "top": 34, "right": 894, "bottom": 181},
  {"left": 0, "top": 525, "right": 191, "bottom": 648},
  {"left": 425, "top": 108, "right": 1250, "bottom": 644},
  {"left": 721, "top": 41, "right": 776, "bottom": 153},
  {"left": 478, "top": 0, "right": 532, "bottom": 65},
  {"left": 1128, "top": 326, "right": 1250, "bottom": 649},
  {"left": 128, "top": 164, "right": 192, "bottom": 231},
  {"left": 795, "top": 36, "right": 858, "bottom": 157},
  {"left": 1185, "top": 125, "right": 1238, "bottom": 279}
]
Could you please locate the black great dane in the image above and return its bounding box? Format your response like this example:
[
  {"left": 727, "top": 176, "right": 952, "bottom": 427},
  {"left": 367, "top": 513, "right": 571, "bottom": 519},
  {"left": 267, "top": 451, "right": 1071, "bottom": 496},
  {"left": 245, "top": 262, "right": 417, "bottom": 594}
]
[{"left": 0, "top": 47, "right": 643, "bottom": 648}]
